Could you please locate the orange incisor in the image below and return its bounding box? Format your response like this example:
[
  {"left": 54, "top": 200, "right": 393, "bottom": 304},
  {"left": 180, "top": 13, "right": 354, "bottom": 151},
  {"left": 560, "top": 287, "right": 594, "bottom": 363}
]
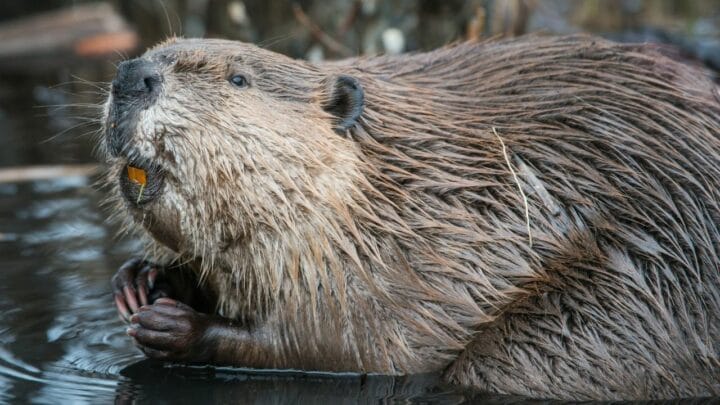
[{"left": 127, "top": 166, "right": 147, "bottom": 203}]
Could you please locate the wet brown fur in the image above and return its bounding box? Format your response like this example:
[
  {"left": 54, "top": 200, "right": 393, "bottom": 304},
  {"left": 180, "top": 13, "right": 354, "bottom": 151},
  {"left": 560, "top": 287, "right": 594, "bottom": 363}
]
[{"left": 103, "top": 35, "right": 720, "bottom": 400}]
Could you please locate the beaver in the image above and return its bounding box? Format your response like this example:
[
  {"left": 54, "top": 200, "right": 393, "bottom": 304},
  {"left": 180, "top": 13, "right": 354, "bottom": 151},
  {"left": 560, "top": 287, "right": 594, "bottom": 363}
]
[{"left": 103, "top": 35, "right": 720, "bottom": 400}]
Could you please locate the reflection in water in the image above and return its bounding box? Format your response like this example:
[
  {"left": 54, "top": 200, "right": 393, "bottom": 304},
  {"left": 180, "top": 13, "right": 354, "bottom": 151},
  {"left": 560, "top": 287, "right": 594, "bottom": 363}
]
[{"left": 116, "top": 363, "right": 469, "bottom": 404}]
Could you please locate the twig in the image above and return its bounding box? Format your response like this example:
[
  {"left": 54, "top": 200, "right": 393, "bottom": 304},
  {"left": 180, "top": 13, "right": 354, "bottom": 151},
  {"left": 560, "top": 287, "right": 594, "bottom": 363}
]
[
  {"left": 493, "top": 127, "right": 532, "bottom": 248},
  {"left": 0, "top": 164, "right": 99, "bottom": 184},
  {"left": 292, "top": 3, "right": 352, "bottom": 57}
]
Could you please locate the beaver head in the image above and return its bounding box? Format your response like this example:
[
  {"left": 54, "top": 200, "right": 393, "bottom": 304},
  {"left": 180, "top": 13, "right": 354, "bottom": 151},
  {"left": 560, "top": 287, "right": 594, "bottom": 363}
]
[{"left": 103, "top": 38, "right": 366, "bottom": 259}]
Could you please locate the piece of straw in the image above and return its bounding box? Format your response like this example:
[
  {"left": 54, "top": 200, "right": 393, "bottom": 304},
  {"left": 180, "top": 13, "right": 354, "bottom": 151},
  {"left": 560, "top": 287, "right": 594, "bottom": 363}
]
[
  {"left": 493, "top": 127, "right": 532, "bottom": 248},
  {"left": 136, "top": 184, "right": 145, "bottom": 204}
]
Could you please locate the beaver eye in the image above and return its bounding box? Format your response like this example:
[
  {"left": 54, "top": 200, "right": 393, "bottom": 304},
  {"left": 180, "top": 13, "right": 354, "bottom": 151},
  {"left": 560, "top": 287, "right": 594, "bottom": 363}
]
[{"left": 229, "top": 74, "right": 248, "bottom": 88}]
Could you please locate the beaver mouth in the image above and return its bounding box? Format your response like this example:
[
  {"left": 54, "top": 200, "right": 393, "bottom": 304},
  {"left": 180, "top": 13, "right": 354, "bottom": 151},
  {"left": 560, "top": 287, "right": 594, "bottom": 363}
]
[{"left": 118, "top": 157, "right": 165, "bottom": 207}]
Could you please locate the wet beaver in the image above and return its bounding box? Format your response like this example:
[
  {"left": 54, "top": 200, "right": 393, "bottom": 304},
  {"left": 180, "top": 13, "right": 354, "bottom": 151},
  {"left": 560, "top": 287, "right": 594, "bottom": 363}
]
[{"left": 103, "top": 35, "right": 720, "bottom": 400}]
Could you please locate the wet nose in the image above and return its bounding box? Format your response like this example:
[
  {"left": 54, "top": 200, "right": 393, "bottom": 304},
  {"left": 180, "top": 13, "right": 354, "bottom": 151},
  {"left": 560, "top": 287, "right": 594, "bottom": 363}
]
[{"left": 111, "top": 58, "right": 162, "bottom": 99}]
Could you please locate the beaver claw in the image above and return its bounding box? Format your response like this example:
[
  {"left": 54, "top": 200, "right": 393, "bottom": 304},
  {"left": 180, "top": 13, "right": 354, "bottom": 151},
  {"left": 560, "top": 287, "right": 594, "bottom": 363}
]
[
  {"left": 128, "top": 298, "right": 215, "bottom": 362},
  {"left": 111, "top": 258, "right": 163, "bottom": 321}
]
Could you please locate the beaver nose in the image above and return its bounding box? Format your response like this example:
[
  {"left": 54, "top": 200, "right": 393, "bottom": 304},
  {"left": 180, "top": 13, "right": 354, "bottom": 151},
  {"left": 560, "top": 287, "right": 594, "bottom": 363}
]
[
  {"left": 107, "top": 59, "right": 162, "bottom": 157},
  {"left": 112, "top": 58, "right": 162, "bottom": 99}
]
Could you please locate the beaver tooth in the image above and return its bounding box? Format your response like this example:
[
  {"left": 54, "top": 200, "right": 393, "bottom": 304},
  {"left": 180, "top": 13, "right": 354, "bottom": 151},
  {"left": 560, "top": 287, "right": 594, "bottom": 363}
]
[{"left": 127, "top": 165, "right": 147, "bottom": 186}]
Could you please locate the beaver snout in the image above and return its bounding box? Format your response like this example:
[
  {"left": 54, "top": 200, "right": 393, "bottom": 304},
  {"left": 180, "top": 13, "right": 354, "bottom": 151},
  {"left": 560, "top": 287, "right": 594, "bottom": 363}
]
[
  {"left": 112, "top": 58, "right": 162, "bottom": 99},
  {"left": 106, "top": 58, "right": 163, "bottom": 157},
  {"left": 106, "top": 58, "right": 167, "bottom": 207}
]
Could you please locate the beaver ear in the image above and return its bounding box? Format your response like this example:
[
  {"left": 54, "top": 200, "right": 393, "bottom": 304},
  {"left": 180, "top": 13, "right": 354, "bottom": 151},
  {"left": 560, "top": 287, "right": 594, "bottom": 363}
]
[{"left": 321, "top": 75, "right": 364, "bottom": 133}]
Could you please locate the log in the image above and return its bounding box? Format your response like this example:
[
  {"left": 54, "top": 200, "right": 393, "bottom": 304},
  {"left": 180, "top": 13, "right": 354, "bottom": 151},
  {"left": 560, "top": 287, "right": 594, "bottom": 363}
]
[
  {"left": 0, "top": 164, "right": 99, "bottom": 184},
  {"left": 0, "top": 3, "right": 138, "bottom": 74}
]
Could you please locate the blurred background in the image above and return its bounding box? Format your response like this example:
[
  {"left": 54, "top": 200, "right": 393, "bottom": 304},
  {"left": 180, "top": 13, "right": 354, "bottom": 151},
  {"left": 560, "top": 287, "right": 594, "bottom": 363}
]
[
  {"left": 2, "top": 0, "right": 720, "bottom": 167},
  {"left": 0, "top": 1, "right": 718, "bottom": 402},
  {"left": 1, "top": 0, "right": 719, "bottom": 168}
]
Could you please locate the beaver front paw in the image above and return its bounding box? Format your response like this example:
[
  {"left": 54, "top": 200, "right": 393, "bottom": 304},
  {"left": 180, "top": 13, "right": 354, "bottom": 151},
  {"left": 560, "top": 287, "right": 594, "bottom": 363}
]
[
  {"left": 127, "top": 298, "right": 216, "bottom": 363},
  {"left": 111, "top": 258, "right": 168, "bottom": 321}
]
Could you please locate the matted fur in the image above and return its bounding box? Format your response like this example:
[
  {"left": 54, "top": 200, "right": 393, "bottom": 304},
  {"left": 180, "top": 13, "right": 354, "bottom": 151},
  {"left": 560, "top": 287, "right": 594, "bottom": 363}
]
[{"left": 102, "top": 35, "right": 720, "bottom": 400}]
